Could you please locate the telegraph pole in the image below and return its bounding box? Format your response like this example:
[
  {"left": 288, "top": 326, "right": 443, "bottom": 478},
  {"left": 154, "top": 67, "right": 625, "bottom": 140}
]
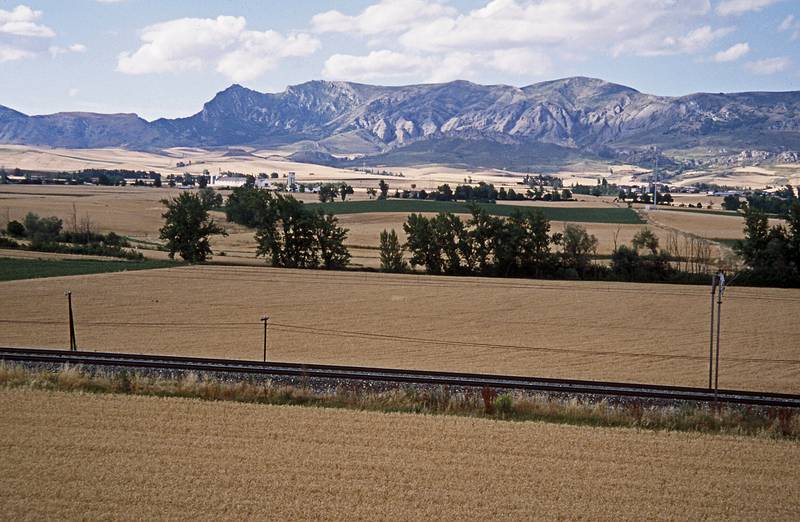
[
  {"left": 652, "top": 147, "right": 658, "bottom": 209},
  {"left": 714, "top": 271, "right": 726, "bottom": 399},
  {"left": 261, "top": 315, "right": 269, "bottom": 362},
  {"left": 65, "top": 290, "right": 77, "bottom": 351},
  {"left": 708, "top": 274, "right": 718, "bottom": 389}
]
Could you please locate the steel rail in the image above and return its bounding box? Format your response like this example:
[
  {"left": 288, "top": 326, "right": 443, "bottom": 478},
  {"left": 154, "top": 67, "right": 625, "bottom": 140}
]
[{"left": 1, "top": 346, "right": 798, "bottom": 408}]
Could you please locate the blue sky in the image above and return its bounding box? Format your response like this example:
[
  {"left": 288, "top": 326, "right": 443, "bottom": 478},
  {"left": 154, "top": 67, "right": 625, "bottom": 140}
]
[{"left": 0, "top": 0, "right": 797, "bottom": 120}]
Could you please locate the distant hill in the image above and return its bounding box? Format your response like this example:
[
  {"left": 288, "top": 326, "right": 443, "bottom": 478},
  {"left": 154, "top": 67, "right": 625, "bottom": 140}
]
[{"left": 1, "top": 77, "right": 798, "bottom": 169}]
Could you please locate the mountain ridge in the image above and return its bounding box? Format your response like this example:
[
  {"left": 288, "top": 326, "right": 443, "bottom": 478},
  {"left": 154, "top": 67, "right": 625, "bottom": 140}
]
[{"left": 1, "top": 77, "right": 798, "bottom": 168}]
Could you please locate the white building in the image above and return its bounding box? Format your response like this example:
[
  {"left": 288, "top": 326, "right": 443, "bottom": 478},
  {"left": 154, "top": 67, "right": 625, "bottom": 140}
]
[{"left": 210, "top": 175, "right": 248, "bottom": 188}]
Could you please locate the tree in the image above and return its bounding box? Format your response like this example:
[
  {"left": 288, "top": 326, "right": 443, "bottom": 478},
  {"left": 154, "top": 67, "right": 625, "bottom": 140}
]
[
  {"left": 632, "top": 228, "right": 659, "bottom": 255},
  {"left": 315, "top": 212, "right": 351, "bottom": 269},
  {"left": 339, "top": 184, "right": 354, "bottom": 201},
  {"left": 722, "top": 194, "right": 741, "bottom": 211},
  {"left": 366, "top": 187, "right": 377, "bottom": 199},
  {"left": 270, "top": 172, "right": 279, "bottom": 179},
  {"left": 159, "top": 192, "right": 226, "bottom": 262},
  {"left": 318, "top": 184, "right": 338, "bottom": 203},
  {"left": 167, "top": 175, "right": 176, "bottom": 188},
  {"left": 198, "top": 187, "right": 222, "bottom": 209},
  {"left": 379, "top": 229, "right": 407, "bottom": 273},
  {"left": 562, "top": 224, "right": 598, "bottom": 274},
  {"left": 431, "top": 212, "right": 467, "bottom": 274},
  {"left": 378, "top": 180, "right": 389, "bottom": 200},
  {"left": 24, "top": 213, "right": 62, "bottom": 242},
  {"left": 6, "top": 220, "right": 25, "bottom": 238},
  {"left": 494, "top": 209, "right": 558, "bottom": 277},
  {"left": 197, "top": 175, "right": 208, "bottom": 189},
  {"left": 403, "top": 213, "right": 441, "bottom": 273},
  {"left": 254, "top": 193, "right": 350, "bottom": 269},
  {"left": 465, "top": 206, "right": 500, "bottom": 274}
]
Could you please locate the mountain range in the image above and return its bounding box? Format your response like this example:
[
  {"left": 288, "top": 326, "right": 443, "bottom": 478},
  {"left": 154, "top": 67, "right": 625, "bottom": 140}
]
[{"left": 1, "top": 77, "right": 798, "bottom": 169}]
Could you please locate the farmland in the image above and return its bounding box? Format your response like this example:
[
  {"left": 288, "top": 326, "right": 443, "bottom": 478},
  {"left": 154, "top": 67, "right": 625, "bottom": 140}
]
[
  {"left": 1, "top": 265, "right": 798, "bottom": 393},
  {"left": 0, "top": 257, "right": 174, "bottom": 282},
  {"left": 1, "top": 388, "right": 798, "bottom": 520},
  {"left": 0, "top": 184, "right": 738, "bottom": 268},
  {"left": 306, "top": 199, "right": 644, "bottom": 224}
]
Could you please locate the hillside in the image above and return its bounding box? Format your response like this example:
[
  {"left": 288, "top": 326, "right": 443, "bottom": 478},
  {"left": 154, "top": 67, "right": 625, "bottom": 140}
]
[{"left": 1, "top": 77, "right": 798, "bottom": 169}]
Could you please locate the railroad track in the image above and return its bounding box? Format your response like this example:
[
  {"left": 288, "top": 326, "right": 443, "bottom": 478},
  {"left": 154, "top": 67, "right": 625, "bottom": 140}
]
[{"left": 1, "top": 346, "right": 799, "bottom": 408}]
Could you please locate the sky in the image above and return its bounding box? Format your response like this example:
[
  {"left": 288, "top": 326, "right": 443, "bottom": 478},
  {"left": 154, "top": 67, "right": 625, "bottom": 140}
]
[{"left": 0, "top": 0, "right": 797, "bottom": 120}]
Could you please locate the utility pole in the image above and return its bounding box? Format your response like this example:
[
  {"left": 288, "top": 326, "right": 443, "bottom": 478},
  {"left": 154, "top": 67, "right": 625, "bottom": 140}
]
[
  {"left": 708, "top": 274, "right": 718, "bottom": 389},
  {"left": 652, "top": 147, "right": 658, "bottom": 210},
  {"left": 714, "top": 271, "right": 726, "bottom": 400},
  {"left": 65, "top": 290, "right": 77, "bottom": 351},
  {"left": 261, "top": 315, "right": 269, "bottom": 362}
]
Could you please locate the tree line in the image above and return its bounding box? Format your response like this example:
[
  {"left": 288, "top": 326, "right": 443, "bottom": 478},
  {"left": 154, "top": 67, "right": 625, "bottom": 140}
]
[{"left": 157, "top": 184, "right": 800, "bottom": 288}]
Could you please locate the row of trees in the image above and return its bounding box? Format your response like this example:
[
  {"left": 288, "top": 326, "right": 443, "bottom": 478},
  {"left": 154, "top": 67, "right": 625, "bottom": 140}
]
[
  {"left": 735, "top": 202, "right": 800, "bottom": 285},
  {"left": 223, "top": 186, "right": 350, "bottom": 268},
  {"left": 381, "top": 181, "right": 573, "bottom": 203},
  {"left": 393, "top": 206, "right": 598, "bottom": 278},
  {"left": 160, "top": 186, "right": 351, "bottom": 268},
  {"left": 382, "top": 207, "right": 702, "bottom": 283}
]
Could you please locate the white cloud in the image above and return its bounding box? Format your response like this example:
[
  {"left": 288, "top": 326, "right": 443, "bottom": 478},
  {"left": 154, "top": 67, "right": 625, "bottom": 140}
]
[
  {"left": 716, "top": 0, "right": 780, "bottom": 16},
  {"left": 48, "top": 43, "right": 87, "bottom": 58},
  {"left": 68, "top": 88, "right": 79, "bottom": 97},
  {"left": 322, "top": 50, "right": 437, "bottom": 81},
  {"left": 0, "top": 45, "right": 34, "bottom": 62},
  {"left": 322, "top": 46, "right": 555, "bottom": 84},
  {"left": 490, "top": 47, "right": 552, "bottom": 76},
  {"left": 311, "top": 0, "right": 455, "bottom": 35},
  {"left": 317, "top": 0, "right": 727, "bottom": 83},
  {"left": 117, "top": 16, "right": 319, "bottom": 81},
  {"left": 396, "top": 0, "right": 714, "bottom": 55},
  {"left": 712, "top": 42, "right": 750, "bottom": 62},
  {"left": 778, "top": 14, "right": 799, "bottom": 40},
  {"left": 745, "top": 56, "right": 791, "bottom": 74},
  {"left": 0, "top": 4, "right": 55, "bottom": 37}
]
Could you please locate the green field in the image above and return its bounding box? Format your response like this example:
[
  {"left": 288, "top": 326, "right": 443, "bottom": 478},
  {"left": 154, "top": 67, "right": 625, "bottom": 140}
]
[
  {"left": 0, "top": 257, "right": 176, "bottom": 282},
  {"left": 307, "top": 200, "right": 644, "bottom": 224},
  {"left": 658, "top": 206, "right": 743, "bottom": 218}
]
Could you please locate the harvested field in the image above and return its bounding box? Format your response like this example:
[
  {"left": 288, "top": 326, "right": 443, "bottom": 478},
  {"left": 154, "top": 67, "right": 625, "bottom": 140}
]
[
  {"left": 306, "top": 199, "right": 644, "bottom": 223},
  {"left": 647, "top": 208, "right": 783, "bottom": 240},
  {"left": 1, "top": 388, "right": 798, "bottom": 520},
  {"left": 0, "top": 185, "right": 177, "bottom": 238},
  {"left": 1, "top": 265, "right": 798, "bottom": 393}
]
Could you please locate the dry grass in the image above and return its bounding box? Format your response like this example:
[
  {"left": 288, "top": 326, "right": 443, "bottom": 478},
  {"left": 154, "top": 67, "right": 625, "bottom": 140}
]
[
  {"left": 0, "top": 386, "right": 798, "bottom": 520},
  {"left": 1, "top": 265, "right": 798, "bottom": 393},
  {"left": 2, "top": 363, "right": 797, "bottom": 438}
]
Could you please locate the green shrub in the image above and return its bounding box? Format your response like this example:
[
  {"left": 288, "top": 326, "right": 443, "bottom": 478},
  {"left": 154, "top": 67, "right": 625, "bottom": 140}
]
[
  {"left": 6, "top": 220, "right": 25, "bottom": 238},
  {"left": 494, "top": 393, "right": 514, "bottom": 417}
]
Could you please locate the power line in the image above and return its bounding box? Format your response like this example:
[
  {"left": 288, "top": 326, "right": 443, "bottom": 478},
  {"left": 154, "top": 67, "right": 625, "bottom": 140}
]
[{"left": 2, "top": 318, "right": 799, "bottom": 366}]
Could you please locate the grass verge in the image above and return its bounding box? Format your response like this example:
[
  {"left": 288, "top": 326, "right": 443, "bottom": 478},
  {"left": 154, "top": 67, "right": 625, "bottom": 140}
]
[
  {"left": 1, "top": 363, "right": 797, "bottom": 439},
  {"left": 306, "top": 200, "right": 644, "bottom": 224},
  {"left": 0, "top": 257, "right": 177, "bottom": 282}
]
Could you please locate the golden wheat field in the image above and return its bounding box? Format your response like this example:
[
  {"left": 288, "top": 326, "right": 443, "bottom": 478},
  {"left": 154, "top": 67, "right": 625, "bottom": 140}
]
[
  {"left": 1, "top": 388, "right": 798, "bottom": 520},
  {"left": 1, "top": 265, "right": 798, "bottom": 392},
  {"left": 0, "top": 185, "right": 730, "bottom": 268}
]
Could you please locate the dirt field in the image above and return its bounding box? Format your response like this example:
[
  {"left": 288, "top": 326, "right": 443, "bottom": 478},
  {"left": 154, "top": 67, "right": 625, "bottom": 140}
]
[
  {"left": 1, "top": 388, "right": 797, "bottom": 520},
  {"left": 1, "top": 265, "right": 798, "bottom": 393}
]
